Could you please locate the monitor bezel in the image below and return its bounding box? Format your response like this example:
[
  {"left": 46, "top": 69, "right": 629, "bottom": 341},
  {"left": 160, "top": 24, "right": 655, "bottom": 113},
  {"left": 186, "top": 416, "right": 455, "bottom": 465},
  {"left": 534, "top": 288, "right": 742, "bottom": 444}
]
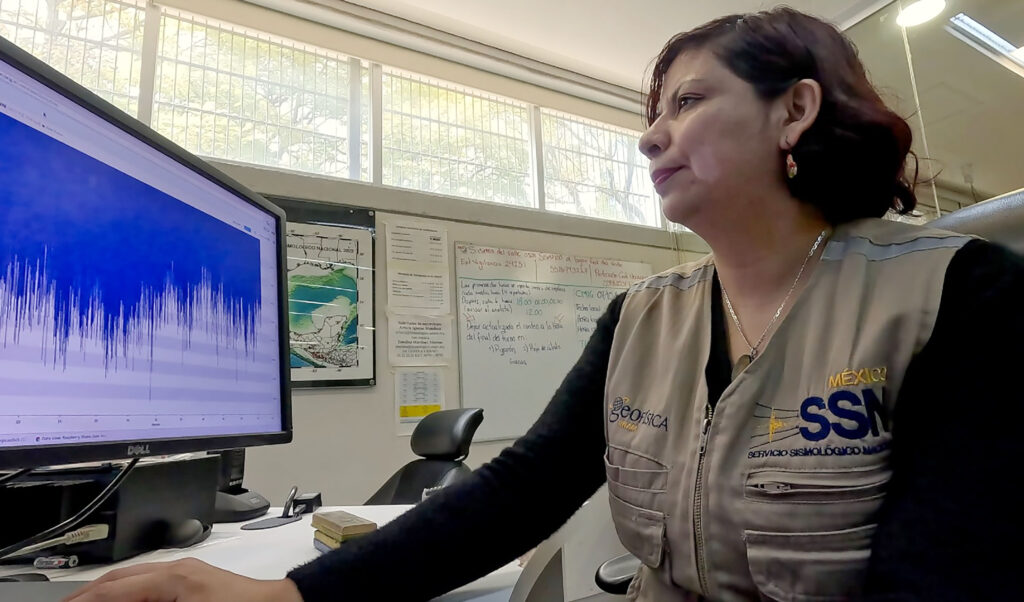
[{"left": 0, "top": 36, "right": 293, "bottom": 470}]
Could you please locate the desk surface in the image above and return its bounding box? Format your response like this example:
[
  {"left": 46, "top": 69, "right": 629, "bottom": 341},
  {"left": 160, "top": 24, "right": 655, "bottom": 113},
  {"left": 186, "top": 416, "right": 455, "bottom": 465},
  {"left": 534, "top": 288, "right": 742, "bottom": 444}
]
[{"left": 1, "top": 506, "right": 521, "bottom": 601}]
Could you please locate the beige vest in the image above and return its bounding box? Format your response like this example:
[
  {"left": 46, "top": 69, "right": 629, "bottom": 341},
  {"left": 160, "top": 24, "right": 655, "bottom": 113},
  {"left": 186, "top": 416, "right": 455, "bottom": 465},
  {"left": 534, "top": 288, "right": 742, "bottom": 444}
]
[{"left": 604, "top": 219, "right": 971, "bottom": 602}]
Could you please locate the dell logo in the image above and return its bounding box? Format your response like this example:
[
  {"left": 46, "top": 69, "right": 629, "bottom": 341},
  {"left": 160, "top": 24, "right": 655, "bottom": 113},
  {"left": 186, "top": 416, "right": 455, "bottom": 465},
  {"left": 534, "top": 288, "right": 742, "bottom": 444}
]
[{"left": 126, "top": 444, "right": 151, "bottom": 456}]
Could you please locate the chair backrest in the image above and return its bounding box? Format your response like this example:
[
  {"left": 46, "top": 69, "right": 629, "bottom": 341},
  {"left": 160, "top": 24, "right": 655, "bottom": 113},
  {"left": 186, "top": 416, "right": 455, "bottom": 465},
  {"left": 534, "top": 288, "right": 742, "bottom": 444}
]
[
  {"left": 364, "top": 408, "right": 484, "bottom": 505},
  {"left": 410, "top": 407, "right": 484, "bottom": 461},
  {"left": 931, "top": 188, "right": 1024, "bottom": 252}
]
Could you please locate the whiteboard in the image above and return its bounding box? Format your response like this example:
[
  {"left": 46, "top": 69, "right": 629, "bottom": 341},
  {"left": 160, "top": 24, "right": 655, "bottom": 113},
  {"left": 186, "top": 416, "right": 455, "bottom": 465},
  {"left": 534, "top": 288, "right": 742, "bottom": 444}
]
[{"left": 455, "top": 243, "right": 651, "bottom": 441}]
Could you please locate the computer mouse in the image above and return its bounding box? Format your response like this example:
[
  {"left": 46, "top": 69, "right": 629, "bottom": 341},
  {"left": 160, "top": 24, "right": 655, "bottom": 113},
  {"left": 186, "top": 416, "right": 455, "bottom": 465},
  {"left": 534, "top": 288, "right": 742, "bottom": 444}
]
[
  {"left": 162, "top": 518, "right": 212, "bottom": 549},
  {"left": 0, "top": 572, "right": 50, "bottom": 582}
]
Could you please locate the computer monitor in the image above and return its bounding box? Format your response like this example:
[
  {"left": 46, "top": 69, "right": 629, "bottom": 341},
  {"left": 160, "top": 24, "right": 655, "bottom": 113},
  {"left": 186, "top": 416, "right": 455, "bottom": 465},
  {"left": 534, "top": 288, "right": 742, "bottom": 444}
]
[{"left": 0, "top": 37, "right": 292, "bottom": 471}]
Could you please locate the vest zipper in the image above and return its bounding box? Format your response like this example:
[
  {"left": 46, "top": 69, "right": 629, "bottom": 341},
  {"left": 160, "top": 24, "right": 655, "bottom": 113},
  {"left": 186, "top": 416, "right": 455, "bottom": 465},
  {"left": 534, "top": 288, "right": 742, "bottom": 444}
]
[{"left": 693, "top": 403, "right": 713, "bottom": 596}]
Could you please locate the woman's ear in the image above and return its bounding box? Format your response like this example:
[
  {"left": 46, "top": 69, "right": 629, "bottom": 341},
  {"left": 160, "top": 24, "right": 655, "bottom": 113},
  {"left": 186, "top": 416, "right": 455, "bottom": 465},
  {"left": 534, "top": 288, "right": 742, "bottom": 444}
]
[{"left": 779, "top": 79, "right": 822, "bottom": 150}]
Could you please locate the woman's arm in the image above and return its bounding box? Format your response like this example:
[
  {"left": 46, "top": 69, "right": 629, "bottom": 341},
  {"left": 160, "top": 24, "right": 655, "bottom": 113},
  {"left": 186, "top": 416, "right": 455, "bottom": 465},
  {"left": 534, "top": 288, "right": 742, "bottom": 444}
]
[
  {"left": 865, "top": 239, "right": 1023, "bottom": 601},
  {"left": 286, "top": 293, "right": 626, "bottom": 601}
]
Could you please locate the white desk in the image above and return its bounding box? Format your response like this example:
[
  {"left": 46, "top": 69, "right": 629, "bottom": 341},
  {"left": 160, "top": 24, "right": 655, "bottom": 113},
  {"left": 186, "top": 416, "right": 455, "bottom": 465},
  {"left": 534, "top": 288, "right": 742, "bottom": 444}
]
[{"left": 0, "top": 506, "right": 521, "bottom": 601}]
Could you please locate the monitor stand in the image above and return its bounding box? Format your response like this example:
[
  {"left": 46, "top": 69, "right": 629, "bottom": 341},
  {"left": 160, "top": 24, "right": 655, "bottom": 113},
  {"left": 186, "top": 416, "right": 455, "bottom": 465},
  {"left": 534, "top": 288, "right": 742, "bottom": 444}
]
[
  {"left": 208, "top": 449, "right": 270, "bottom": 523},
  {"left": 2, "top": 456, "right": 218, "bottom": 564},
  {"left": 213, "top": 488, "right": 270, "bottom": 523}
]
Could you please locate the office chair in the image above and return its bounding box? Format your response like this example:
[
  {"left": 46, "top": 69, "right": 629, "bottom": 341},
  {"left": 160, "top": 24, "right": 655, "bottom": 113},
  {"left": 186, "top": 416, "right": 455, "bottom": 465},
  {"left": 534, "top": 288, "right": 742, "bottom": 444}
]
[
  {"left": 592, "top": 187, "right": 1024, "bottom": 595},
  {"left": 931, "top": 187, "right": 1024, "bottom": 252},
  {"left": 364, "top": 408, "right": 484, "bottom": 505},
  {"left": 595, "top": 553, "right": 641, "bottom": 595},
  {"left": 510, "top": 486, "right": 628, "bottom": 602}
]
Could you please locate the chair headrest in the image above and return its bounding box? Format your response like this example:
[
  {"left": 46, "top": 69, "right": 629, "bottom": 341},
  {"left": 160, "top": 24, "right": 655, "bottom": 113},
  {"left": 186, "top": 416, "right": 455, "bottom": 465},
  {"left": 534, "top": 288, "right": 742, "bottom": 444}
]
[
  {"left": 411, "top": 408, "right": 484, "bottom": 461},
  {"left": 931, "top": 188, "right": 1024, "bottom": 254}
]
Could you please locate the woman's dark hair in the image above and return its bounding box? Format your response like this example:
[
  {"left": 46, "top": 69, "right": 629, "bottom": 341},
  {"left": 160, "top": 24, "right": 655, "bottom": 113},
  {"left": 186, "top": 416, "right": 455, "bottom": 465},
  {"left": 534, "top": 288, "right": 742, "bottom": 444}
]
[{"left": 646, "top": 8, "right": 917, "bottom": 223}]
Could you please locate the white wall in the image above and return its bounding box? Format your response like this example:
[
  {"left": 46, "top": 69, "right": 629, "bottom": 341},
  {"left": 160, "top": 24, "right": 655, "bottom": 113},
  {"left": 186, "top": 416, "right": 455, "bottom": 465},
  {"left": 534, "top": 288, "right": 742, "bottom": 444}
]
[{"left": 211, "top": 161, "right": 708, "bottom": 504}]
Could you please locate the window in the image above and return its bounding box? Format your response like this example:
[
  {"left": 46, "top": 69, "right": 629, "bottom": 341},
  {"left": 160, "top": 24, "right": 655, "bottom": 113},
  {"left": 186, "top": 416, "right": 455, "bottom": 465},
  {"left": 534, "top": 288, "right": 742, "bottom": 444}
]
[
  {"left": 0, "top": 0, "right": 146, "bottom": 116},
  {"left": 3, "top": 2, "right": 666, "bottom": 231},
  {"left": 541, "top": 109, "right": 660, "bottom": 227},
  {"left": 153, "top": 9, "right": 369, "bottom": 180},
  {"left": 381, "top": 68, "right": 534, "bottom": 207}
]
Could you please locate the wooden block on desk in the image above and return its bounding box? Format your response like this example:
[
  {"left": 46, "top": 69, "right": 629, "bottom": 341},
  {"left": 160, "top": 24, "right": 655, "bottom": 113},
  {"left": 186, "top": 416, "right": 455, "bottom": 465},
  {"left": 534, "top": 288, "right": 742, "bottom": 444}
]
[
  {"left": 312, "top": 537, "right": 334, "bottom": 555},
  {"left": 311, "top": 510, "right": 377, "bottom": 542},
  {"left": 313, "top": 530, "right": 341, "bottom": 550}
]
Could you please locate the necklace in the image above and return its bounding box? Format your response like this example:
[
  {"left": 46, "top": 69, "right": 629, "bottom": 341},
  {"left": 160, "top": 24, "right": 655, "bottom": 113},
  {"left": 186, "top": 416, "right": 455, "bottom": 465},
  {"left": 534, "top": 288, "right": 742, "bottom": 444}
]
[{"left": 721, "top": 228, "right": 829, "bottom": 379}]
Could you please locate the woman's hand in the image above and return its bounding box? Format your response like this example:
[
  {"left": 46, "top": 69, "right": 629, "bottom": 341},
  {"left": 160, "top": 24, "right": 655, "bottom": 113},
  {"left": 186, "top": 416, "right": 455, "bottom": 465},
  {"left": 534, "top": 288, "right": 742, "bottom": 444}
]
[{"left": 63, "top": 558, "right": 303, "bottom": 602}]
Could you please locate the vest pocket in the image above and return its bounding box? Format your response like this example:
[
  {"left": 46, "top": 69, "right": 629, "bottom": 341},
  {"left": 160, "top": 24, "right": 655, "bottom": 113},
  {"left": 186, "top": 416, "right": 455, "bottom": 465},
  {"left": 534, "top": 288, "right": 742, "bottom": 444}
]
[
  {"left": 744, "top": 524, "right": 876, "bottom": 602},
  {"left": 605, "top": 459, "right": 669, "bottom": 491},
  {"left": 605, "top": 448, "right": 669, "bottom": 510},
  {"left": 606, "top": 446, "right": 668, "bottom": 474},
  {"left": 744, "top": 466, "right": 889, "bottom": 504},
  {"left": 608, "top": 490, "right": 666, "bottom": 568}
]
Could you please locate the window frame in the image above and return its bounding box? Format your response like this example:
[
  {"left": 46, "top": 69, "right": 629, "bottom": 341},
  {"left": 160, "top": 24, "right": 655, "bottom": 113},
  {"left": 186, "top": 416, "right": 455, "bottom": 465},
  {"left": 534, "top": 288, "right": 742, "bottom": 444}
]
[{"left": 1, "top": 0, "right": 670, "bottom": 231}]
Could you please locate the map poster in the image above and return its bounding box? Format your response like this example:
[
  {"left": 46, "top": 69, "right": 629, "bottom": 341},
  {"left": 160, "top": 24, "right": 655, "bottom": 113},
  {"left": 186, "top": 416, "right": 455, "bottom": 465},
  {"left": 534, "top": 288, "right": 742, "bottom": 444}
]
[{"left": 287, "top": 221, "right": 374, "bottom": 386}]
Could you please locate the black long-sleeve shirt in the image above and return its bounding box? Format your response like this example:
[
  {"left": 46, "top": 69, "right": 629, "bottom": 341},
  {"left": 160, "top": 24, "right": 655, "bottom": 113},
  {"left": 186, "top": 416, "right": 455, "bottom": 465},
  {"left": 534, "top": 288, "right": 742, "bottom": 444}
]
[{"left": 288, "top": 239, "right": 1022, "bottom": 601}]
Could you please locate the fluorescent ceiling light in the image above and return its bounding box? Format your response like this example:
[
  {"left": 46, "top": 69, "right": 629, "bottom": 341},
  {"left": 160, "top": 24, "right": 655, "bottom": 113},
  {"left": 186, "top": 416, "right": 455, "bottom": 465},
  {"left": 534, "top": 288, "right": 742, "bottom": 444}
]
[
  {"left": 946, "top": 12, "right": 1024, "bottom": 79},
  {"left": 896, "top": 0, "right": 946, "bottom": 27},
  {"left": 949, "top": 13, "right": 1018, "bottom": 54}
]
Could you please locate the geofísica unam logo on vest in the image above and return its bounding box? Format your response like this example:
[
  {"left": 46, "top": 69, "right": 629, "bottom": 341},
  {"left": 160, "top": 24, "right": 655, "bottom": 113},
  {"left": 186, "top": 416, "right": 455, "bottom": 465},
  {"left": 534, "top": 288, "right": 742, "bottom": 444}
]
[{"left": 609, "top": 397, "right": 669, "bottom": 433}]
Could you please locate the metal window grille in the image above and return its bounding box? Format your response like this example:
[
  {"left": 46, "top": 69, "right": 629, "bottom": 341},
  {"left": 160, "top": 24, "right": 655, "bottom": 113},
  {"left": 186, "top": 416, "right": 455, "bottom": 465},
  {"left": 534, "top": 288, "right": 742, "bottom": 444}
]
[
  {"left": 541, "top": 108, "right": 660, "bottom": 227},
  {"left": 3, "top": 2, "right": 670, "bottom": 231},
  {"left": 381, "top": 67, "right": 534, "bottom": 207},
  {"left": 0, "top": 0, "right": 145, "bottom": 116},
  {"left": 153, "top": 8, "right": 369, "bottom": 180}
]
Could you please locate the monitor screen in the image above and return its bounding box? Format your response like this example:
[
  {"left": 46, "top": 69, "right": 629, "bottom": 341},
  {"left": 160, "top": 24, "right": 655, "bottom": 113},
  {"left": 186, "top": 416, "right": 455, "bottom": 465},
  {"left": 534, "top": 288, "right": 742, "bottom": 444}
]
[{"left": 0, "top": 40, "right": 291, "bottom": 469}]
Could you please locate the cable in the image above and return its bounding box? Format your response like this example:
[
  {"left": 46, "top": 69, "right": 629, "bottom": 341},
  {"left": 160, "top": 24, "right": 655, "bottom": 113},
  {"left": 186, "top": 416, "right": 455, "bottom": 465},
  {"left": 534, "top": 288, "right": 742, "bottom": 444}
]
[
  {"left": 0, "top": 468, "right": 32, "bottom": 486},
  {"left": 3, "top": 524, "right": 110, "bottom": 559},
  {"left": 897, "top": 0, "right": 941, "bottom": 219},
  {"left": 0, "top": 458, "right": 139, "bottom": 560}
]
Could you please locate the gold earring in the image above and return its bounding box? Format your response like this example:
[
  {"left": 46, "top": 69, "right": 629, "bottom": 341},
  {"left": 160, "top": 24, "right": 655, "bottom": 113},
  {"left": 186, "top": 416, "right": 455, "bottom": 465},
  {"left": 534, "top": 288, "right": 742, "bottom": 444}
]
[{"left": 786, "top": 153, "right": 798, "bottom": 179}]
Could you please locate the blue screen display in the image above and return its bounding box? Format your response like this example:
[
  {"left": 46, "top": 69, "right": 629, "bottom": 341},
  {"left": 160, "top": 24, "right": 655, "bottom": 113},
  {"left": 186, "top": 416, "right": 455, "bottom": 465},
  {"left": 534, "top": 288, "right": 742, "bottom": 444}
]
[{"left": 0, "top": 58, "right": 282, "bottom": 449}]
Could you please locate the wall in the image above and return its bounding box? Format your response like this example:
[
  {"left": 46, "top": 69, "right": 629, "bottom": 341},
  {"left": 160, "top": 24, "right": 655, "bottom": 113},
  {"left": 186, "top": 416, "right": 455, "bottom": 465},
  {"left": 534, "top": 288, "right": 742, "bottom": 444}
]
[{"left": 213, "top": 161, "right": 708, "bottom": 504}]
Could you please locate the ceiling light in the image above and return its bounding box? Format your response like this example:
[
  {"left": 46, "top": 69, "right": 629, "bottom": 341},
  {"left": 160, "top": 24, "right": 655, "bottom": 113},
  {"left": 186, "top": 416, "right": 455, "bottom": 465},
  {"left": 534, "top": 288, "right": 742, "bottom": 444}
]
[
  {"left": 896, "top": 0, "right": 946, "bottom": 27},
  {"left": 946, "top": 12, "right": 1024, "bottom": 78},
  {"left": 949, "top": 13, "right": 1017, "bottom": 54}
]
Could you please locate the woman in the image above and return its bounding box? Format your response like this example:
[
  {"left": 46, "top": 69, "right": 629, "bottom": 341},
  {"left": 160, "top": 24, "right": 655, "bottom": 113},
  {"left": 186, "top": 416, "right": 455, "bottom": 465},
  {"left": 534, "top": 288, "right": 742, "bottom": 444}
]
[{"left": 69, "top": 8, "right": 1018, "bottom": 602}]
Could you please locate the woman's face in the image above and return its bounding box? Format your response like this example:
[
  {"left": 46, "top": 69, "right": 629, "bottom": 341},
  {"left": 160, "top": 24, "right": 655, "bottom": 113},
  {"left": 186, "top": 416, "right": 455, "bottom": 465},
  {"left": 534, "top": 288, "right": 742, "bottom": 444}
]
[{"left": 639, "top": 49, "right": 786, "bottom": 227}]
